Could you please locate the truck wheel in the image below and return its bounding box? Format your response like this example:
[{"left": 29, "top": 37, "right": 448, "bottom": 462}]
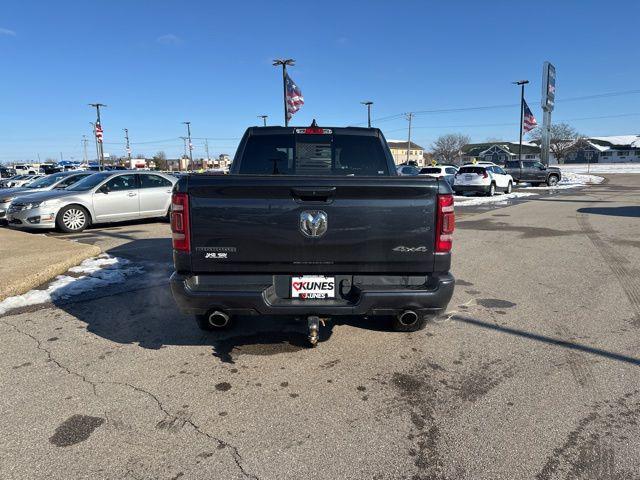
[
  {"left": 391, "top": 312, "right": 429, "bottom": 332},
  {"left": 487, "top": 183, "right": 496, "bottom": 196},
  {"left": 56, "top": 205, "right": 90, "bottom": 233},
  {"left": 505, "top": 181, "right": 513, "bottom": 194},
  {"left": 547, "top": 175, "right": 559, "bottom": 187}
]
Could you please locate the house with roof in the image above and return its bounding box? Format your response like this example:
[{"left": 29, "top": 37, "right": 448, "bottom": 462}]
[
  {"left": 567, "top": 135, "right": 640, "bottom": 163},
  {"left": 386, "top": 140, "right": 425, "bottom": 165},
  {"left": 460, "top": 141, "right": 541, "bottom": 165}
]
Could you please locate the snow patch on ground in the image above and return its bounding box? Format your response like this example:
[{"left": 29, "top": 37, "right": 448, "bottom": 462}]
[
  {"left": 559, "top": 163, "right": 640, "bottom": 174},
  {"left": 520, "top": 171, "right": 604, "bottom": 190},
  {"left": 0, "top": 254, "right": 142, "bottom": 316},
  {"left": 454, "top": 191, "right": 536, "bottom": 206}
]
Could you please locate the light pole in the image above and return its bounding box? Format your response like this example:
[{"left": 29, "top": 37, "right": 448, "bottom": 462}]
[
  {"left": 405, "top": 112, "right": 413, "bottom": 164},
  {"left": 182, "top": 121, "right": 193, "bottom": 170},
  {"left": 88, "top": 103, "right": 106, "bottom": 168},
  {"left": 361, "top": 101, "right": 373, "bottom": 128},
  {"left": 512, "top": 80, "right": 529, "bottom": 161},
  {"left": 82, "top": 135, "right": 88, "bottom": 163},
  {"left": 123, "top": 128, "right": 131, "bottom": 165},
  {"left": 258, "top": 115, "right": 268, "bottom": 127},
  {"left": 272, "top": 58, "right": 295, "bottom": 126}
]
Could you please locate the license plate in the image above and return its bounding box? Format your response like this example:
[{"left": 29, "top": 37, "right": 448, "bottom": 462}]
[
  {"left": 465, "top": 174, "right": 472, "bottom": 180},
  {"left": 291, "top": 276, "right": 335, "bottom": 299}
]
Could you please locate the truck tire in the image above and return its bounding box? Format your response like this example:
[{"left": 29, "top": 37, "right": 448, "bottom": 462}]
[
  {"left": 56, "top": 205, "right": 90, "bottom": 233},
  {"left": 391, "top": 313, "right": 429, "bottom": 332},
  {"left": 547, "top": 175, "right": 559, "bottom": 186}
]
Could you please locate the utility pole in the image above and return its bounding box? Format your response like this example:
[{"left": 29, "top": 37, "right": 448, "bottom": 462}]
[
  {"left": 82, "top": 135, "right": 88, "bottom": 163},
  {"left": 88, "top": 103, "right": 106, "bottom": 168},
  {"left": 258, "top": 115, "right": 268, "bottom": 127},
  {"left": 512, "top": 80, "right": 529, "bottom": 161},
  {"left": 182, "top": 121, "right": 193, "bottom": 171},
  {"left": 405, "top": 112, "right": 414, "bottom": 164},
  {"left": 361, "top": 101, "right": 373, "bottom": 128},
  {"left": 123, "top": 128, "right": 131, "bottom": 165},
  {"left": 272, "top": 58, "right": 295, "bottom": 126},
  {"left": 204, "top": 139, "right": 211, "bottom": 166},
  {"left": 179, "top": 136, "right": 187, "bottom": 170}
]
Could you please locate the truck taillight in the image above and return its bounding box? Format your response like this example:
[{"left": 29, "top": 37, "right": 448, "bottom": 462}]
[
  {"left": 435, "top": 194, "right": 455, "bottom": 253},
  {"left": 171, "top": 193, "right": 190, "bottom": 252}
]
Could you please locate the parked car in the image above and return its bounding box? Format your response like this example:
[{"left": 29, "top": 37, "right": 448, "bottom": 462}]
[
  {"left": 504, "top": 160, "right": 561, "bottom": 186},
  {"left": 2, "top": 174, "right": 42, "bottom": 188},
  {"left": 397, "top": 165, "right": 420, "bottom": 176},
  {"left": 169, "top": 124, "right": 455, "bottom": 343},
  {"left": 453, "top": 164, "right": 513, "bottom": 196},
  {"left": 0, "top": 171, "right": 93, "bottom": 223},
  {"left": 0, "top": 167, "right": 16, "bottom": 179},
  {"left": 6, "top": 171, "right": 177, "bottom": 232},
  {"left": 419, "top": 166, "right": 458, "bottom": 187}
]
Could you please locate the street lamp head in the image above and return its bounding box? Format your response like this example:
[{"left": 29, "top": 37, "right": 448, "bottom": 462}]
[
  {"left": 273, "top": 58, "right": 295, "bottom": 66},
  {"left": 361, "top": 101, "right": 373, "bottom": 106},
  {"left": 512, "top": 80, "right": 530, "bottom": 85},
  {"left": 182, "top": 121, "right": 190, "bottom": 125}
]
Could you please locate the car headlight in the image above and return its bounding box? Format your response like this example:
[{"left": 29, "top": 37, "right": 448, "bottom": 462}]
[{"left": 25, "top": 199, "right": 59, "bottom": 210}]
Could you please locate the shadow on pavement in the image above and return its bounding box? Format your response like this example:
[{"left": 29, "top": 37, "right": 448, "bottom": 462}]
[
  {"left": 454, "top": 315, "right": 640, "bottom": 366},
  {"left": 577, "top": 206, "right": 640, "bottom": 218}
]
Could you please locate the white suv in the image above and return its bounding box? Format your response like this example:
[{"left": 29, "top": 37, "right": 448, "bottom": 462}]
[{"left": 453, "top": 164, "right": 513, "bottom": 196}]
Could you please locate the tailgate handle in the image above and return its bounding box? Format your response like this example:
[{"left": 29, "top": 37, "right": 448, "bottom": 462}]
[{"left": 291, "top": 187, "right": 336, "bottom": 202}]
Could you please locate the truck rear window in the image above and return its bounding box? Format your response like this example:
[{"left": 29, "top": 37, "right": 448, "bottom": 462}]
[
  {"left": 237, "top": 134, "right": 390, "bottom": 176},
  {"left": 458, "top": 167, "right": 486, "bottom": 174}
]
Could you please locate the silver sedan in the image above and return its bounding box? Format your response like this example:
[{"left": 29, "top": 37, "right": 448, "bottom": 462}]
[
  {"left": 6, "top": 171, "right": 177, "bottom": 232},
  {"left": 0, "top": 171, "right": 92, "bottom": 222}
]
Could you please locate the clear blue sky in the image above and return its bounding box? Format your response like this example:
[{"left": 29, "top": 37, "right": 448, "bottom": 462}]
[{"left": 1, "top": 0, "right": 639, "bottom": 162}]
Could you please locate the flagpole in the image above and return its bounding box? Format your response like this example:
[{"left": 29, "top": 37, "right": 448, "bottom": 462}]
[
  {"left": 273, "top": 59, "right": 295, "bottom": 127},
  {"left": 512, "top": 80, "right": 529, "bottom": 162}
]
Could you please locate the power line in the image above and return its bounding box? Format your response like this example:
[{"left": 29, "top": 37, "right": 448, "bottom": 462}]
[
  {"left": 383, "top": 112, "right": 640, "bottom": 133},
  {"left": 358, "top": 88, "right": 640, "bottom": 126}
]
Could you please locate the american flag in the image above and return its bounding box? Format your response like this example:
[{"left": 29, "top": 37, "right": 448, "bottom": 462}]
[
  {"left": 285, "top": 72, "right": 304, "bottom": 121},
  {"left": 95, "top": 123, "right": 104, "bottom": 143},
  {"left": 522, "top": 99, "right": 538, "bottom": 132}
]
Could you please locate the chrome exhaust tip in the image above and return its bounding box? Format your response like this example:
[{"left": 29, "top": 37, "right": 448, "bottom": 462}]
[
  {"left": 208, "top": 310, "right": 230, "bottom": 328},
  {"left": 398, "top": 310, "right": 419, "bottom": 326}
]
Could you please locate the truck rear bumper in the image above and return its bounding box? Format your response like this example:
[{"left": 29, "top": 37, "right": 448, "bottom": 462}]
[{"left": 170, "top": 272, "right": 455, "bottom": 317}]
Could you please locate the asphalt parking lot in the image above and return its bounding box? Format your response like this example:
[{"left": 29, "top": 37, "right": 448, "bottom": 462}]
[{"left": 1, "top": 175, "right": 639, "bottom": 479}]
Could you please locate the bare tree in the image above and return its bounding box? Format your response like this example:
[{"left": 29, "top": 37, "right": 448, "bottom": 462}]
[
  {"left": 153, "top": 151, "right": 168, "bottom": 170},
  {"left": 528, "top": 122, "right": 581, "bottom": 164},
  {"left": 431, "top": 133, "right": 471, "bottom": 165}
]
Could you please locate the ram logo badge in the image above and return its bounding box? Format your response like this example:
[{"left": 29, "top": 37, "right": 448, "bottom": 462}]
[{"left": 300, "top": 211, "right": 328, "bottom": 238}]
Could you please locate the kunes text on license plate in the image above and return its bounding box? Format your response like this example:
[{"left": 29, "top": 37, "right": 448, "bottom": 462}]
[{"left": 291, "top": 276, "right": 335, "bottom": 299}]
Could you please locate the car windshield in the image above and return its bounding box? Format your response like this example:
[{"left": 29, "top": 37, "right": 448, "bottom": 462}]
[
  {"left": 66, "top": 172, "right": 111, "bottom": 191},
  {"left": 420, "top": 168, "right": 441, "bottom": 174},
  {"left": 24, "top": 173, "right": 69, "bottom": 189},
  {"left": 237, "top": 133, "right": 390, "bottom": 176}
]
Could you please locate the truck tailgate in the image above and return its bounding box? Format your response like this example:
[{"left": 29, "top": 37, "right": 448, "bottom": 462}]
[{"left": 187, "top": 176, "right": 438, "bottom": 274}]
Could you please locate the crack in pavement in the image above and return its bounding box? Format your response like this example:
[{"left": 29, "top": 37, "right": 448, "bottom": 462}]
[{"left": 1, "top": 318, "right": 259, "bottom": 480}]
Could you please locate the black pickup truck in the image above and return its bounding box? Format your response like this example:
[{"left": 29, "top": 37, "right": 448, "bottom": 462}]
[
  {"left": 170, "top": 125, "right": 455, "bottom": 344},
  {"left": 504, "top": 160, "right": 562, "bottom": 186}
]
